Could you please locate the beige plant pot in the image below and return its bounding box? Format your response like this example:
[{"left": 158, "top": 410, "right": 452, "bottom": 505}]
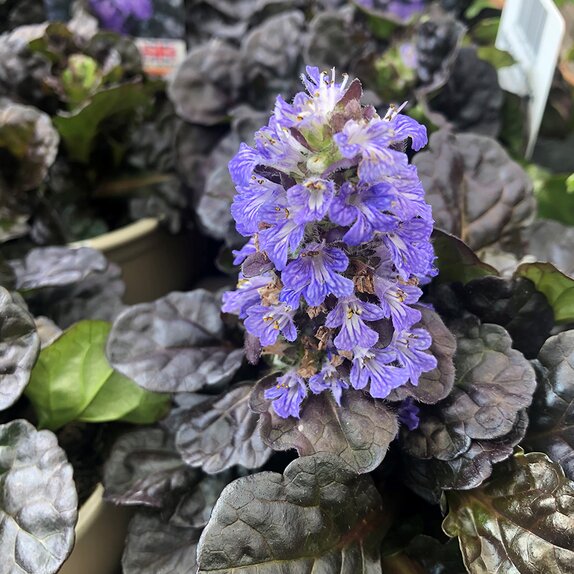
[
  {"left": 71, "top": 218, "right": 202, "bottom": 304},
  {"left": 59, "top": 485, "right": 131, "bottom": 574}
]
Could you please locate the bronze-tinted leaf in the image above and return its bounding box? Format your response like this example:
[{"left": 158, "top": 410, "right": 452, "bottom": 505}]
[
  {"left": 0, "top": 419, "right": 77, "bottom": 574},
  {"left": 414, "top": 129, "right": 535, "bottom": 250},
  {"left": 106, "top": 289, "right": 243, "bottom": 393},
  {"left": 443, "top": 452, "right": 574, "bottom": 573},
  {"left": 0, "top": 287, "right": 40, "bottom": 411},
  {"left": 525, "top": 330, "right": 574, "bottom": 480},
  {"left": 175, "top": 383, "right": 272, "bottom": 474},
  {"left": 197, "top": 454, "right": 386, "bottom": 573},
  {"left": 251, "top": 377, "right": 398, "bottom": 474}
]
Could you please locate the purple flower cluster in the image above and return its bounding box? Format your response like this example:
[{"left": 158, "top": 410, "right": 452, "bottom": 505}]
[
  {"left": 355, "top": 0, "right": 427, "bottom": 21},
  {"left": 223, "top": 67, "right": 436, "bottom": 419},
  {"left": 89, "top": 0, "right": 153, "bottom": 34}
]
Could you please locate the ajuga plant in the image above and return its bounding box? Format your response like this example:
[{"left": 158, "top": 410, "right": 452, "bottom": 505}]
[
  {"left": 0, "top": 244, "right": 168, "bottom": 574},
  {"left": 0, "top": 6, "right": 187, "bottom": 252},
  {"left": 102, "top": 67, "right": 574, "bottom": 574}
]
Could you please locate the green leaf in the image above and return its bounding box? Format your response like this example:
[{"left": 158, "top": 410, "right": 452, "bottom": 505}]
[
  {"left": 471, "top": 18, "right": 500, "bottom": 45},
  {"left": 515, "top": 262, "right": 574, "bottom": 323},
  {"left": 53, "top": 83, "right": 152, "bottom": 163},
  {"left": 532, "top": 167, "right": 574, "bottom": 227},
  {"left": 443, "top": 451, "right": 574, "bottom": 573},
  {"left": 477, "top": 45, "right": 515, "bottom": 69},
  {"left": 465, "top": 0, "right": 497, "bottom": 19},
  {"left": 25, "top": 320, "right": 169, "bottom": 430},
  {"left": 432, "top": 229, "right": 498, "bottom": 284}
]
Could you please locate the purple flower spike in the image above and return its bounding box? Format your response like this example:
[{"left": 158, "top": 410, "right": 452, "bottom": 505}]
[
  {"left": 264, "top": 371, "right": 308, "bottom": 418},
  {"left": 224, "top": 65, "right": 436, "bottom": 416}
]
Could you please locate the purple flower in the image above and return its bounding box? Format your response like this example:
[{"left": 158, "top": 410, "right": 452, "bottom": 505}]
[
  {"left": 287, "top": 178, "right": 335, "bottom": 224},
  {"left": 244, "top": 303, "right": 297, "bottom": 346},
  {"left": 355, "top": 0, "right": 426, "bottom": 22},
  {"left": 374, "top": 276, "right": 422, "bottom": 330},
  {"left": 392, "top": 328, "right": 437, "bottom": 381},
  {"left": 325, "top": 296, "right": 385, "bottom": 351},
  {"left": 334, "top": 115, "right": 427, "bottom": 183},
  {"left": 350, "top": 347, "right": 409, "bottom": 398},
  {"left": 309, "top": 360, "right": 349, "bottom": 405},
  {"left": 89, "top": 0, "right": 152, "bottom": 33},
  {"left": 259, "top": 214, "right": 306, "bottom": 271},
  {"left": 231, "top": 176, "right": 285, "bottom": 236},
  {"left": 329, "top": 181, "right": 396, "bottom": 245},
  {"left": 274, "top": 67, "right": 349, "bottom": 132},
  {"left": 383, "top": 217, "right": 436, "bottom": 280},
  {"left": 398, "top": 397, "right": 420, "bottom": 430},
  {"left": 281, "top": 243, "right": 354, "bottom": 307},
  {"left": 232, "top": 239, "right": 257, "bottom": 266},
  {"left": 264, "top": 371, "right": 307, "bottom": 418},
  {"left": 222, "top": 275, "right": 270, "bottom": 319}
]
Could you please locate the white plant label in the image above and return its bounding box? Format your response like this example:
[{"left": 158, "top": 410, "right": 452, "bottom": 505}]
[
  {"left": 496, "top": 0, "right": 565, "bottom": 157},
  {"left": 135, "top": 38, "right": 187, "bottom": 79}
]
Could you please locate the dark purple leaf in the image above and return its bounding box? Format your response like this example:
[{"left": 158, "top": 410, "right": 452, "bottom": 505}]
[
  {"left": 251, "top": 378, "right": 398, "bottom": 474},
  {"left": 107, "top": 289, "right": 243, "bottom": 393},
  {"left": 525, "top": 330, "right": 574, "bottom": 480},
  {"left": 403, "top": 410, "right": 528, "bottom": 502},
  {"left": 175, "top": 383, "right": 272, "bottom": 474},
  {"left": 444, "top": 452, "right": 574, "bottom": 572},
  {"left": 462, "top": 276, "right": 554, "bottom": 359},
  {"left": 168, "top": 42, "right": 241, "bottom": 125},
  {"left": 9, "top": 246, "right": 108, "bottom": 291},
  {"left": 103, "top": 427, "right": 199, "bottom": 508},
  {"left": 0, "top": 287, "right": 40, "bottom": 411},
  {"left": 432, "top": 229, "right": 498, "bottom": 284},
  {"left": 414, "top": 129, "right": 535, "bottom": 250},
  {"left": 0, "top": 419, "right": 77, "bottom": 574},
  {"left": 122, "top": 510, "right": 201, "bottom": 574},
  {"left": 197, "top": 454, "right": 386, "bottom": 573},
  {"left": 442, "top": 320, "right": 536, "bottom": 440}
]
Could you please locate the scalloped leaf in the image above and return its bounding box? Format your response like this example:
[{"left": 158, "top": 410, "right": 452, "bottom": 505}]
[
  {"left": 515, "top": 262, "right": 574, "bottom": 324},
  {"left": 443, "top": 320, "right": 536, "bottom": 440},
  {"left": 414, "top": 129, "right": 535, "bottom": 250},
  {"left": 0, "top": 419, "right": 77, "bottom": 574},
  {"left": 463, "top": 276, "right": 555, "bottom": 359},
  {"left": 525, "top": 330, "right": 574, "bottom": 480},
  {"left": 403, "top": 410, "right": 528, "bottom": 502},
  {"left": 122, "top": 510, "right": 201, "bottom": 574},
  {"left": 106, "top": 290, "right": 243, "bottom": 393},
  {"left": 251, "top": 379, "right": 398, "bottom": 474},
  {"left": 9, "top": 246, "right": 108, "bottom": 291},
  {"left": 0, "top": 287, "right": 40, "bottom": 411},
  {"left": 175, "top": 383, "right": 272, "bottom": 474},
  {"left": 443, "top": 452, "right": 574, "bottom": 573},
  {"left": 26, "top": 320, "right": 169, "bottom": 430},
  {"left": 103, "top": 427, "right": 199, "bottom": 508},
  {"left": 197, "top": 454, "right": 386, "bottom": 573}
]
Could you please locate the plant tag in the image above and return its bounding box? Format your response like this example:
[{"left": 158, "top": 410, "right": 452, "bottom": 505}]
[
  {"left": 496, "top": 0, "right": 565, "bottom": 157},
  {"left": 134, "top": 38, "right": 187, "bottom": 78}
]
